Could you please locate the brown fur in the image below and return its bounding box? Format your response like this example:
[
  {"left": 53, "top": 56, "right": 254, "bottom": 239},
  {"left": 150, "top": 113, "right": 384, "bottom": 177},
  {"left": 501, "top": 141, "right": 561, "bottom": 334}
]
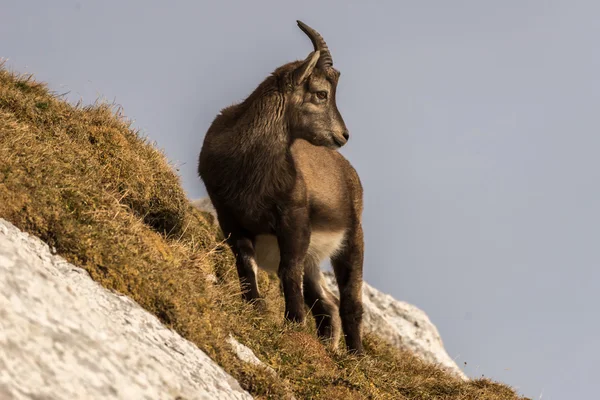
[{"left": 198, "top": 22, "right": 364, "bottom": 353}]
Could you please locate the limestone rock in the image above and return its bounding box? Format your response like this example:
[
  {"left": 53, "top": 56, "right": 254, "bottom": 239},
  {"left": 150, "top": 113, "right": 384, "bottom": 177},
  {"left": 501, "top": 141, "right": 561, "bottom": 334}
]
[
  {"left": 0, "top": 218, "right": 252, "bottom": 400},
  {"left": 226, "top": 335, "right": 276, "bottom": 376},
  {"left": 323, "top": 272, "right": 466, "bottom": 379}
]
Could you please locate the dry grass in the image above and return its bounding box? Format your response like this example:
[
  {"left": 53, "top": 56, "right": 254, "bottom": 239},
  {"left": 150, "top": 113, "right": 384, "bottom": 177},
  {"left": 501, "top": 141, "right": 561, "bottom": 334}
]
[{"left": 0, "top": 64, "right": 529, "bottom": 400}]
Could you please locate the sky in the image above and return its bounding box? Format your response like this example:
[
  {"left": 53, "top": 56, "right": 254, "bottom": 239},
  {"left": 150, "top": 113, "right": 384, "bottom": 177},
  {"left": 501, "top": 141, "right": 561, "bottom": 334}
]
[{"left": 2, "top": 1, "right": 599, "bottom": 398}]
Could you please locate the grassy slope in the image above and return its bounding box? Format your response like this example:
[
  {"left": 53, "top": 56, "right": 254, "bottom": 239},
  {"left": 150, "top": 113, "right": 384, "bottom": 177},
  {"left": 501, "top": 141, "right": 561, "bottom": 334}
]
[{"left": 0, "top": 65, "right": 529, "bottom": 400}]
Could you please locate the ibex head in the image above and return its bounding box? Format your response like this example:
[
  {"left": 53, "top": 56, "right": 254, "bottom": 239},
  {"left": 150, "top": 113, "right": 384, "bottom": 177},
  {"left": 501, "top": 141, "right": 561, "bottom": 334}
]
[{"left": 282, "top": 20, "right": 349, "bottom": 149}]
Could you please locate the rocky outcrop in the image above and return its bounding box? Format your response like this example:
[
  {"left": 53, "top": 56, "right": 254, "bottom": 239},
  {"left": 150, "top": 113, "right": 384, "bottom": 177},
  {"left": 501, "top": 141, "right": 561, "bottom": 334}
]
[
  {"left": 324, "top": 272, "right": 466, "bottom": 379},
  {"left": 0, "top": 218, "right": 252, "bottom": 400},
  {"left": 192, "top": 196, "right": 466, "bottom": 380}
]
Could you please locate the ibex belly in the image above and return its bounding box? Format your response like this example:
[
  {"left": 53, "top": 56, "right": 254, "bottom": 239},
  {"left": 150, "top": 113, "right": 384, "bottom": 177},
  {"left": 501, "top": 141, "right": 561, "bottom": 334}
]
[{"left": 254, "top": 230, "right": 346, "bottom": 274}]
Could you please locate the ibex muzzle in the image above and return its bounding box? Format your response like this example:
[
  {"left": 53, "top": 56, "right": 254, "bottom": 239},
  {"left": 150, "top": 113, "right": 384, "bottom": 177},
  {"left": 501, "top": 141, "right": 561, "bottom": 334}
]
[{"left": 198, "top": 20, "right": 365, "bottom": 354}]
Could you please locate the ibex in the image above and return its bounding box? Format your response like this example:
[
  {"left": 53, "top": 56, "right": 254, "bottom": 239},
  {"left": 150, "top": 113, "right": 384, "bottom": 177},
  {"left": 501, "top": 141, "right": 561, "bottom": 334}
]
[{"left": 198, "top": 20, "right": 365, "bottom": 354}]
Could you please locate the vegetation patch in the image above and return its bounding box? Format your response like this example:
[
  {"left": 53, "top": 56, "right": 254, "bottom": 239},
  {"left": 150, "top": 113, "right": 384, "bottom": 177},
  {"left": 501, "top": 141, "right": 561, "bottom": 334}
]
[{"left": 0, "top": 64, "right": 529, "bottom": 399}]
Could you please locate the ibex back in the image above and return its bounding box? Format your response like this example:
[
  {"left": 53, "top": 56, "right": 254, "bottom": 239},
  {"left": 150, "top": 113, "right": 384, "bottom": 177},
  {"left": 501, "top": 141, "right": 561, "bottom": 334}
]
[{"left": 198, "top": 20, "right": 365, "bottom": 353}]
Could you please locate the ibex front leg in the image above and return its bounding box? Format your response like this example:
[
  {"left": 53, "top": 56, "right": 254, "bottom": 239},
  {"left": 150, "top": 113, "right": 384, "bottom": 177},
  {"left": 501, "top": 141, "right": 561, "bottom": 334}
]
[
  {"left": 331, "top": 224, "right": 365, "bottom": 354},
  {"left": 277, "top": 206, "right": 311, "bottom": 324}
]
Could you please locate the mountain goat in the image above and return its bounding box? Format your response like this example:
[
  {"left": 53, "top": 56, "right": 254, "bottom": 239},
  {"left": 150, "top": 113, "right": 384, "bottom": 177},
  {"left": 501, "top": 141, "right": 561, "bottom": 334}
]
[{"left": 198, "top": 20, "right": 365, "bottom": 353}]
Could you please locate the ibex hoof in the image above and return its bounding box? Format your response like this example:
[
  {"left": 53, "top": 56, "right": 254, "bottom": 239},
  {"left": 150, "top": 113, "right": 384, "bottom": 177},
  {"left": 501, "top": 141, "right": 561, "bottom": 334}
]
[
  {"left": 284, "top": 309, "right": 306, "bottom": 325},
  {"left": 346, "top": 344, "right": 364, "bottom": 356},
  {"left": 250, "top": 297, "right": 268, "bottom": 314}
]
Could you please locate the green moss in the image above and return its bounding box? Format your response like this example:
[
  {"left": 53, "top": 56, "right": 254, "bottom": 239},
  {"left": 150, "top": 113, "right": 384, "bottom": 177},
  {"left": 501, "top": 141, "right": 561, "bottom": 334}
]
[{"left": 35, "top": 101, "right": 49, "bottom": 110}]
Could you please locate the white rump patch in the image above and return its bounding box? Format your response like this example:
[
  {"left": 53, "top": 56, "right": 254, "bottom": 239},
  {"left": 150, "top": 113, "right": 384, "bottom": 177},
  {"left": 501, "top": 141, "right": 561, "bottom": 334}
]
[{"left": 254, "top": 230, "right": 346, "bottom": 274}]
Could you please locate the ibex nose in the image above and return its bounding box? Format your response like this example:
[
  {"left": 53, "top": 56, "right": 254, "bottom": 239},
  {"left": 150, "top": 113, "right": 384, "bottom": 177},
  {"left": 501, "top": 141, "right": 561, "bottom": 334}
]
[{"left": 342, "top": 131, "right": 350, "bottom": 141}]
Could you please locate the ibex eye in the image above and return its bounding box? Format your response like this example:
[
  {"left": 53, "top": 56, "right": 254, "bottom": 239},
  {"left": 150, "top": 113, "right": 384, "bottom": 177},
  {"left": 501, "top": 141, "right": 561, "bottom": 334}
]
[{"left": 316, "top": 91, "right": 328, "bottom": 100}]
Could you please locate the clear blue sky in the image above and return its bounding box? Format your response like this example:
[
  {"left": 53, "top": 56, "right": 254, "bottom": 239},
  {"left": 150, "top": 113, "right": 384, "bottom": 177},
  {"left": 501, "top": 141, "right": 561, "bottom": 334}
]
[{"left": 3, "top": 1, "right": 599, "bottom": 398}]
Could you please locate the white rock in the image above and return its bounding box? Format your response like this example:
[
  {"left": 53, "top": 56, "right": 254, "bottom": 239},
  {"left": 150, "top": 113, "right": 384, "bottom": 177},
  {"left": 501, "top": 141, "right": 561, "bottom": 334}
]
[
  {"left": 225, "top": 335, "right": 297, "bottom": 400},
  {"left": 323, "top": 272, "right": 467, "bottom": 380},
  {"left": 191, "top": 197, "right": 217, "bottom": 220},
  {"left": 226, "top": 335, "right": 276, "bottom": 376},
  {"left": 0, "top": 218, "right": 253, "bottom": 400},
  {"left": 191, "top": 196, "right": 467, "bottom": 380}
]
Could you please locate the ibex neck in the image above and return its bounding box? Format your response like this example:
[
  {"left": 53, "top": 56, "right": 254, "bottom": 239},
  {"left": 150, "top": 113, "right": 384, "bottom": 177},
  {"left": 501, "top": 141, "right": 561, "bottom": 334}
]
[
  {"left": 236, "top": 80, "right": 289, "bottom": 149},
  {"left": 221, "top": 86, "right": 295, "bottom": 213}
]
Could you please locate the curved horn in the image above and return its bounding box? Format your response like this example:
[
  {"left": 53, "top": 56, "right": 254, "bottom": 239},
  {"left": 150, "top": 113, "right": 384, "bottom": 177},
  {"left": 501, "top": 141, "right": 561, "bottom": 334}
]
[{"left": 296, "top": 20, "right": 333, "bottom": 69}]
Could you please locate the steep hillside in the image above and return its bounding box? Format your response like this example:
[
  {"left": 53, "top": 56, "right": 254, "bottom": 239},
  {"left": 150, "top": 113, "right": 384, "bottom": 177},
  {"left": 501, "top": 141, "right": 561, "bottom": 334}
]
[
  {"left": 193, "top": 197, "right": 467, "bottom": 381},
  {"left": 0, "top": 64, "right": 528, "bottom": 399}
]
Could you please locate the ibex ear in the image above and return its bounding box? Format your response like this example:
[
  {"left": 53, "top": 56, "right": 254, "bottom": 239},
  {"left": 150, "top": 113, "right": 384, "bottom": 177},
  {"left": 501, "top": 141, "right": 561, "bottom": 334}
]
[{"left": 293, "top": 50, "right": 320, "bottom": 87}]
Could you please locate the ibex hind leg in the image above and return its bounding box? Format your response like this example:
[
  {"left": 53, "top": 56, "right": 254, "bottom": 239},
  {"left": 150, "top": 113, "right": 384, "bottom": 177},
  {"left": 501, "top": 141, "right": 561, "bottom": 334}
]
[
  {"left": 303, "top": 256, "right": 341, "bottom": 350},
  {"left": 233, "top": 238, "right": 267, "bottom": 310},
  {"left": 330, "top": 225, "right": 365, "bottom": 354},
  {"left": 213, "top": 208, "right": 265, "bottom": 311}
]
